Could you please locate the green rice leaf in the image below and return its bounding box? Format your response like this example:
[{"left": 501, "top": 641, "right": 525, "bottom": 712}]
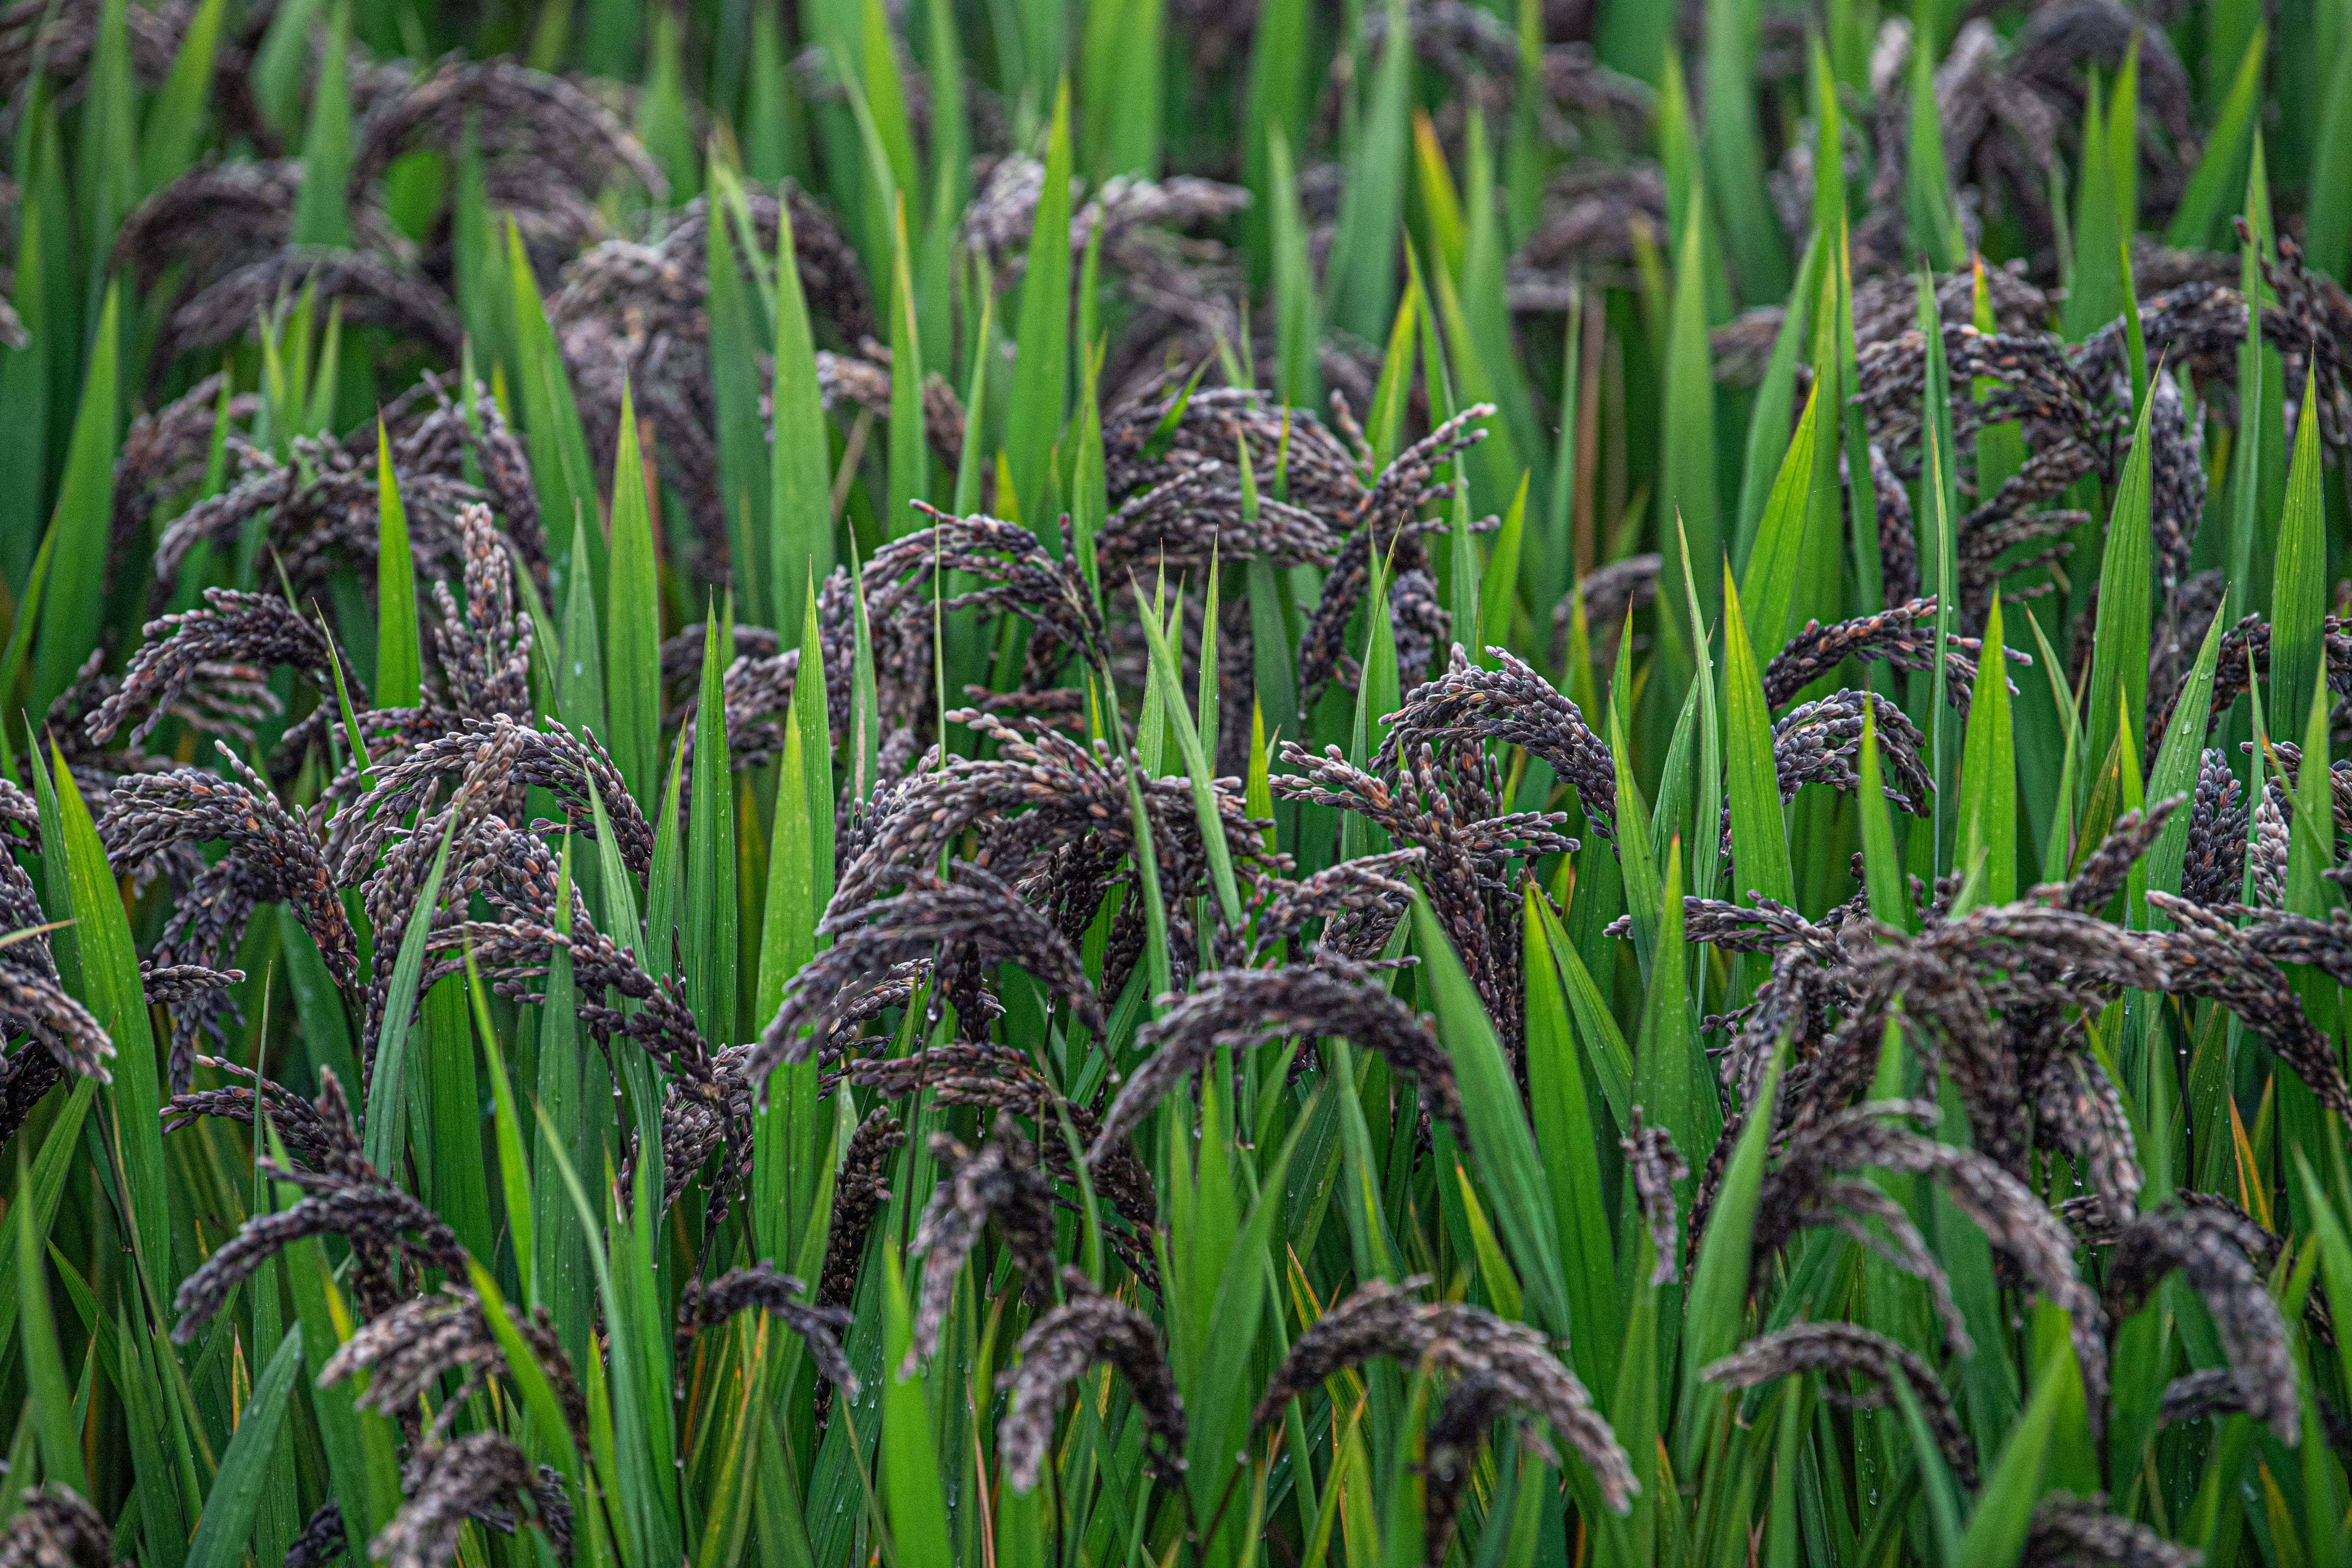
[
  {"left": 16, "top": 1150, "right": 82, "bottom": 1492},
  {"left": 2063, "top": 76, "right": 2123, "bottom": 340},
  {"left": 2307, "top": 19, "right": 2352, "bottom": 278},
  {"left": 1735, "top": 380, "right": 1824, "bottom": 657},
  {"left": 0, "top": 204, "right": 49, "bottom": 596},
  {"left": 2273, "top": 366, "right": 2328, "bottom": 741},
  {"left": 2229, "top": 158, "right": 2275, "bottom": 612},
  {"left": 1521, "top": 887, "right": 1619, "bottom": 1387},
  {"left": 706, "top": 178, "right": 773, "bottom": 617},
  {"left": 2145, "top": 610, "right": 2226, "bottom": 910},
  {"left": 373, "top": 421, "right": 421, "bottom": 705},
  {"left": 1954, "top": 1339, "right": 2075, "bottom": 1566},
  {"left": 686, "top": 612, "right": 739, "bottom": 1046},
  {"left": 1905, "top": 21, "right": 1964, "bottom": 270},
  {"left": 2167, "top": 25, "right": 2267, "bottom": 249},
  {"left": 1701, "top": 0, "right": 1788, "bottom": 303},
  {"left": 1732, "top": 234, "right": 1821, "bottom": 569},
  {"left": 507, "top": 219, "right": 602, "bottom": 604},
  {"left": 769, "top": 193, "right": 836, "bottom": 627},
  {"left": 606, "top": 381, "right": 664, "bottom": 809},
  {"left": 359, "top": 810, "right": 460, "bottom": 1176},
  {"left": 466, "top": 1260, "right": 584, "bottom": 1487},
  {"left": 48, "top": 746, "right": 171, "bottom": 1293},
  {"left": 885, "top": 196, "right": 927, "bottom": 536},
  {"left": 1477, "top": 474, "right": 1528, "bottom": 675},
  {"left": 1661, "top": 200, "right": 1721, "bottom": 657},
  {"left": 2082, "top": 378, "right": 2157, "bottom": 811},
  {"left": 1328, "top": 0, "right": 1413, "bottom": 341},
  {"left": 30, "top": 283, "right": 118, "bottom": 716},
  {"left": 1412, "top": 897, "right": 1572, "bottom": 1339},
  {"left": 1954, "top": 593, "right": 2016, "bottom": 907},
  {"left": 180, "top": 1327, "right": 303, "bottom": 1568},
  {"left": 139, "top": 0, "right": 226, "bottom": 198},
  {"left": 1266, "top": 125, "right": 1320, "bottom": 410},
  {"left": 274, "top": 1152, "right": 402, "bottom": 1547},
  {"left": 635, "top": 11, "right": 697, "bottom": 200},
  {"left": 0, "top": 1080, "right": 93, "bottom": 1361},
  {"left": 1675, "top": 1040, "right": 1782, "bottom": 1470},
  {"left": 465, "top": 945, "right": 532, "bottom": 1301},
  {"left": 74, "top": 0, "right": 137, "bottom": 266},
  {"left": 288, "top": 3, "right": 354, "bottom": 247},
  {"left": 1007, "top": 80, "right": 1073, "bottom": 540},
  {"left": 1362, "top": 280, "right": 1420, "bottom": 473},
  {"left": 1721, "top": 574, "right": 1795, "bottom": 910},
  {"left": 531, "top": 837, "right": 593, "bottom": 1371}
]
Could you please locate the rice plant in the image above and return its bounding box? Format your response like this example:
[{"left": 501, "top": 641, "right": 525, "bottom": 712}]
[{"left": 0, "top": 0, "right": 2345, "bottom": 1564}]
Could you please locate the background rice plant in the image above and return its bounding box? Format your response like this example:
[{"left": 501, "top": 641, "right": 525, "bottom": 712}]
[{"left": 0, "top": 0, "right": 2348, "bottom": 1565}]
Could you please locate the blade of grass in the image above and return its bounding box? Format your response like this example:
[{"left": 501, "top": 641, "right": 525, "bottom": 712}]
[
  {"left": 607, "top": 381, "right": 664, "bottom": 809},
  {"left": 1721, "top": 574, "right": 1795, "bottom": 910},
  {"left": 1007, "top": 79, "right": 1073, "bottom": 540},
  {"left": 30, "top": 283, "right": 118, "bottom": 716},
  {"left": 769, "top": 191, "right": 837, "bottom": 626},
  {"left": 1661, "top": 204, "right": 1721, "bottom": 666},
  {"left": 1522, "top": 886, "right": 1620, "bottom": 1388},
  {"left": 180, "top": 1327, "right": 304, "bottom": 1568},
  {"left": 288, "top": 3, "right": 353, "bottom": 246},
  {"left": 1702, "top": 0, "right": 1789, "bottom": 302},
  {"left": 2082, "top": 377, "right": 2159, "bottom": 810},
  {"left": 1328, "top": 0, "right": 1413, "bottom": 341},
  {"left": 1675, "top": 1042, "right": 1783, "bottom": 1471},
  {"left": 2167, "top": 25, "right": 2267, "bottom": 249},
  {"left": 15, "top": 1149, "right": 82, "bottom": 1492},
  {"left": 138, "top": 0, "right": 226, "bottom": 197},
  {"left": 1412, "top": 897, "right": 1572, "bottom": 1338},
  {"left": 686, "top": 610, "right": 739, "bottom": 1046},
  {"left": 359, "top": 811, "right": 460, "bottom": 1176},
  {"left": 1954, "top": 593, "right": 2016, "bottom": 907},
  {"left": 48, "top": 745, "right": 172, "bottom": 1302},
  {"left": 507, "top": 218, "right": 602, "bottom": 605},
  {"left": 374, "top": 420, "right": 421, "bottom": 705}
]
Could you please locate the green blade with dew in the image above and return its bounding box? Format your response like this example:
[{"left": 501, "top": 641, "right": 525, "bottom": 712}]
[{"left": 180, "top": 1328, "right": 305, "bottom": 1568}]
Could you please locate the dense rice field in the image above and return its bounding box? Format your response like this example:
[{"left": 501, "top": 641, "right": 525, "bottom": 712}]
[{"left": 0, "top": 0, "right": 2347, "bottom": 1564}]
